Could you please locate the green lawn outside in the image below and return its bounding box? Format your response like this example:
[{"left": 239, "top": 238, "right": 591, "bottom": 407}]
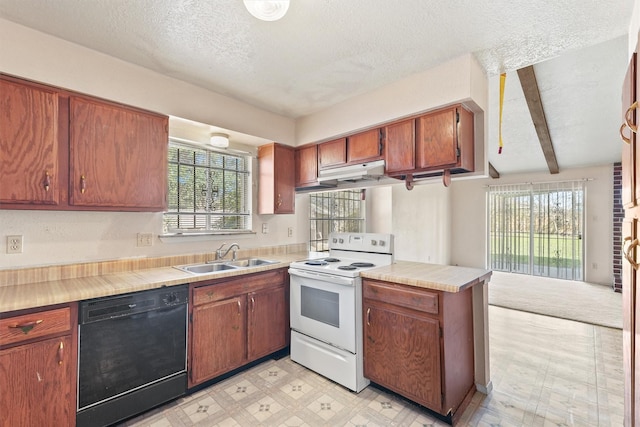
[{"left": 490, "top": 232, "right": 583, "bottom": 269}]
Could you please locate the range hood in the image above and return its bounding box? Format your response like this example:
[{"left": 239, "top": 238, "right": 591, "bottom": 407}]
[{"left": 317, "top": 159, "right": 386, "bottom": 182}]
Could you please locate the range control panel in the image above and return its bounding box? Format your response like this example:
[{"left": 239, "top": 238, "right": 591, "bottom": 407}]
[{"left": 329, "top": 232, "right": 394, "bottom": 254}]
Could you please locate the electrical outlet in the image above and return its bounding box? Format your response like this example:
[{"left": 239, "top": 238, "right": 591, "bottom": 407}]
[
  {"left": 288, "top": 227, "right": 293, "bottom": 237},
  {"left": 262, "top": 223, "right": 268, "bottom": 234},
  {"left": 7, "top": 235, "right": 23, "bottom": 254},
  {"left": 137, "top": 233, "right": 154, "bottom": 247}
]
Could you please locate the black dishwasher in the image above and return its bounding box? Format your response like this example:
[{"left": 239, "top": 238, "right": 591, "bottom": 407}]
[{"left": 77, "top": 285, "right": 188, "bottom": 427}]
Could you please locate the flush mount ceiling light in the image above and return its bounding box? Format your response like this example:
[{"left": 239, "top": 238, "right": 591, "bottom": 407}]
[
  {"left": 210, "top": 133, "right": 229, "bottom": 148},
  {"left": 243, "top": 0, "right": 290, "bottom": 21}
]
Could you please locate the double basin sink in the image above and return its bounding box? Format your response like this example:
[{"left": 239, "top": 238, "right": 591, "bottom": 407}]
[{"left": 174, "top": 258, "right": 279, "bottom": 275}]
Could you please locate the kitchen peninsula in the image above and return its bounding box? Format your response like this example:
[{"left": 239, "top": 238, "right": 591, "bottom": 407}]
[{"left": 0, "top": 253, "right": 491, "bottom": 426}]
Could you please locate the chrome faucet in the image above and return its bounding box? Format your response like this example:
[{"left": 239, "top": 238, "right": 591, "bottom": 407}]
[{"left": 216, "top": 242, "right": 240, "bottom": 261}]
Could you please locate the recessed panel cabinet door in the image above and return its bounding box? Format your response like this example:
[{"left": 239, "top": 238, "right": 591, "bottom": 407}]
[
  {"left": 416, "top": 108, "right": 458, "bottom": 170},
  {"left": 347, "top": 129, "right": 382, "bottom": 163},
  {"left": 363, "top": 303, "right": 442, "bottom": 412},
  {"left": 248, "top": 285, "right": 287, "bottom": 360},
  {"left": 0, "top": 336, "right": 74, "bottom": 426},
  {"left": 69, "top": 96, "right": 167, "bottom": 210},
  {"left": 0, "top": 79, "right": 60, "bottom": 205},
  {"left": 190, "top": 296, "right": 247, "bottom": 386}
]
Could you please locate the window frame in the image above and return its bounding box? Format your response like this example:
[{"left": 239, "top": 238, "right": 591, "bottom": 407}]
[
  {"left": 309, "top": 189, "right": 366, "bottom": 254},
  {"left": 163, "top": 139, "right": 252, "bottom": 235}
]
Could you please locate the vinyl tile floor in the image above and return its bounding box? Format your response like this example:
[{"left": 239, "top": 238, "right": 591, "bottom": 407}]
[{"left": 120, "top": 306, "right": 623, "bottom": 426}]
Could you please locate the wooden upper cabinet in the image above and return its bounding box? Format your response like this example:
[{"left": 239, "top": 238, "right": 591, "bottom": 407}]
[
  {"left": 416, "top": 105, "right": 474, "bottom": 172},
  {"left": 347, "top": 128, "right": 382, "bottom": 163},
  {"left": 318, "top": 138, "right": 347, "bottom": 169},
  {"left": 384, "top": 119, "right": 415, "bottom": 175},
  {"left": 0, "top": 77, "right": 62, "bottom": 205},
  {"left": 258, "top": 143, "right": 295, "bottom": 214},
  {"left": 295, "top": 144, "right": 318, "bottom": 188},
  {"left": 69, "top": 96, "right": 168, "bottom": 210}
]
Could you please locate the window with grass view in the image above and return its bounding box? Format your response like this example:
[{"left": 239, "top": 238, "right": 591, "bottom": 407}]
[
  {"left": 488, "top": 180, "right": 585, "bottom": 280},
  {"left": 164, "top": 141, "right": 251, "bottom": 233},
  {"left": 309, "top": 190, "right": 365, "bottom": 253}
]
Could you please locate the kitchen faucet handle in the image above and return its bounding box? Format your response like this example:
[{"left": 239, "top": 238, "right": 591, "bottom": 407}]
[{"left": 216, "top": 242, "right": 227, "bottom": 251}]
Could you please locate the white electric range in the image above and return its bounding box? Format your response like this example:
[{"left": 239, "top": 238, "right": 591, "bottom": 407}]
[{"left": 288, "top": 232, "right": 394, "bottom": 392}]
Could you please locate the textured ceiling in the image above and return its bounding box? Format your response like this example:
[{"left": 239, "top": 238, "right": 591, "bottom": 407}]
[{"left": 0, "top": 0, "right": 636, "bottom": 174}]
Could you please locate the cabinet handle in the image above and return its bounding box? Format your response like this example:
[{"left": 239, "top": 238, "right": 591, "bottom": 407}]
[
  {"left": 80, "top": 175, "right": 86, "bottom": 194},
  {"left": 621, "top": 102, "right": 638, "bottom": 144},
  {"left": 8, "top": 319, "right": 43, "bottom": 334},
  {"left": 43, "top": 171, "right": 51, "bottom": 192},
  {"left": 621, "top": 123, "right": 631, "bottom": 144},
  {"left": 57, "top": 341, "right": 64, "bottom": 365},
  {"left": 251, "top": 296, "right": 255, "bottom": 312},
  {"left": 366, "top": 308, "right": 371, "bottom": 326},
  {"left": 625, "top": 101, "right": 638, "bottom": 132},
  {"left": 237, "top": 300, "right": 241, "bottom": 315},
  {"left": 276, "top": 194, "right": 282, "bottom": 208},
  {"left": 623, "top": 236, "right": 639, "bottom": 270}
]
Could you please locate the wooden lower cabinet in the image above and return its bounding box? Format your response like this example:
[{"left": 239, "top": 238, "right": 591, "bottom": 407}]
[
  {"left": 248, "top": 285, "right": 288, "bottom": 360},
  {"left": 0, "top": 304, "right": 77, "bottom": 427},
  {"left": 189, "top": 269, "right": 289, "bottom": 387},
  {"left": 362, "top": 279, "right": 474, "bottom": 424}
]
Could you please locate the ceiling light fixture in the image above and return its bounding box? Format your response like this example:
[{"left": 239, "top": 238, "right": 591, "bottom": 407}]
[
  {"left": 210, "top": 133, "right": 230, "bottom": 148},
  {"left": 243, "top": 0, "right": 289, "bottom": 21}
]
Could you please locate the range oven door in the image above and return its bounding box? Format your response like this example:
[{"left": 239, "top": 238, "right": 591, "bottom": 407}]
[{"left": 289, "top": 268, "right": 357, "bottom": 353}]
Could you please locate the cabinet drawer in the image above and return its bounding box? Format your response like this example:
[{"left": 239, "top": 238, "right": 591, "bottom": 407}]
[
  {"left": 193, "top": 269, "right": 286, "bottom": 306},
  {"left": 0, "top": 307, "right": 71, "bottom": 347},
  {"left": 363, "top": 280, "right": 438, "bottom": 315}
]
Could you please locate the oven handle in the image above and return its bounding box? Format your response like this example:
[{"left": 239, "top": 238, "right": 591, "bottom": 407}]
[{"left": 288, "top": 268, "right": 356, "bottom": 286}]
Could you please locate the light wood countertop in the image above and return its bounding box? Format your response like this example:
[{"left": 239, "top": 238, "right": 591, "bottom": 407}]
[
  {"left": 1, "top": 257, "right": 492, "bottom": 313},
  {"left": 361, "top": 261, "right": 492, "bottom": 293},
  {"left": 0, "top": 254, "right": 303, "bottom": 313}
]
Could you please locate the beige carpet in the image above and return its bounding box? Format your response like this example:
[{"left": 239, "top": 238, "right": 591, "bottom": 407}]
[{"left": 488, "top": 271, "right": 623, "bottom": 329}]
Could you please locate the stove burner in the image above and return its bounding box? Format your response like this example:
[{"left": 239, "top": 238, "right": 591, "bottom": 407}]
[
  {"left": 324, "top": 257, "right": 340, "bottom": 262},
  {"left": 305, "top": 260, "right": 328, "bottom": 266},
  {"left": 350, "top": 262, "right": 375, "bottom": 268},
  {"left": 337, "top": 265, "right": 358, "bottom": 271}
]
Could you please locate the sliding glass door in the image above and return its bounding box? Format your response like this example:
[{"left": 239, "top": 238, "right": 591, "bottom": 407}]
[{"left": 488, "top": 181, "right": 585, "bottom": 280}]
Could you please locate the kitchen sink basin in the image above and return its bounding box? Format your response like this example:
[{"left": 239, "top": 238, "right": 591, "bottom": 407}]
[
  {"left": 226, "top": 258, "right": 279, "bottom": 267},
  {"left": 174, "top": 258, "right": 278, "bottom": 275},
  {"left": 174, "top": 262, "right": 240, "bottom": 274}
]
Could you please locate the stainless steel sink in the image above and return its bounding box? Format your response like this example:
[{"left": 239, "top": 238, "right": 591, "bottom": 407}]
[
  {"left": 174, "top": 262, "right": 240, "bottom": 274},
  {"left": 226, "top": 258, "right": 279, "bottom": 267},
  {"left": 173, "top": 258, "right": 278, "bottom": 275}
]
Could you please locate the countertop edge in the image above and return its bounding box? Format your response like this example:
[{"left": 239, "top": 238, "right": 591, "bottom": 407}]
[{"left": 1, "top": 259, "right": 493, "bottom": 313}]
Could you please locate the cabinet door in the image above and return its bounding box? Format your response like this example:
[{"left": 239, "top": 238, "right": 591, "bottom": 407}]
[
  {"left": 347, "top": 129, "right": 382, "bottom": 164},
  {"left": 363, "top": 303, "right": 442, "bottom": 412},
  {"left": 622, "top": 53, "right": 637, "bottom": 208},
  {"left": 248, "top": 285, "right": 287, "bottom": 360},
  {"left": 258, "top": 143, "right": 295, "bottom": 214},
  {"left": 384, "top": 119, "right": 415, "bottom": 175},
  {"left": 274, "top": 145, "right": 295, "bottom": 214},
  {"left": 0, "top": 336, "right": 74, "bottom": 426},
  {"left": 295, "top": 145, "right": 318, "bottom": 187},
  {"left": 318, "top": 138, "right": 347, "bottom": 169},
  {"left": 0, "top": 78, "right": 61, "bottom": 205},
  {"left": 69, "top": 96, "right": 167, "bottom": 210},
  {"left": 416, "top": 107, "right": 458, "bottom": 170},
  {"left": 190, "top": 296, "right": 247, "bottom": 386}
]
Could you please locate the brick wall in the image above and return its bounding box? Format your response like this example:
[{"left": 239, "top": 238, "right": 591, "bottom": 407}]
[{"left": 613, "top": 162, "right": 622, "bottom": 293}]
